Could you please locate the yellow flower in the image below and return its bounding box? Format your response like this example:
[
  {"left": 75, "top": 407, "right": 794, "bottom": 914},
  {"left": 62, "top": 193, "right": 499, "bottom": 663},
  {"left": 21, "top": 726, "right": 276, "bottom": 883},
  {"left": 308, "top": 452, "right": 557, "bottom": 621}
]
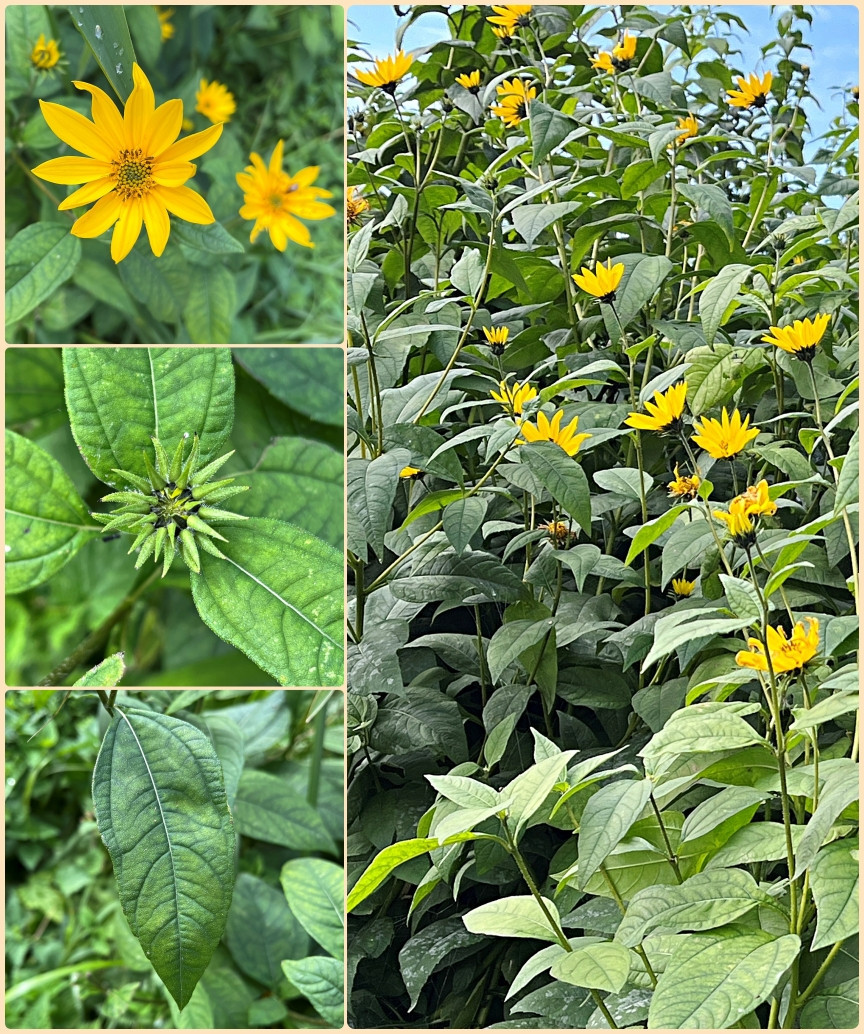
[
  {"left": 347, "top": 185, "right": 370, "bottom": 228},
  {"left": 519, "top": 410, "right": 591, "bottom": 458},
  {"left": 181, "top": 117, "right": 194, "bottom": 132},
  {"left": 156, "top": 7, "right": 174, "bottom": 41},
  {"left": 355, "top": 50, "right": 413, "bottom": 93},
  {"left": 544, "top": 520, "right": 574, "bottom": 546},
  {"left": 668, "top": 464, "right": 701, "bottom": 498},
  {"left": 491, "top": 25, "right": 514, "bottom": 42},
  {"left": 727, "top": 71, "right": 773, "bottom": 109},
  {"left": 675, "top": 114, "right": 699, "bottom": 144},
  {"left": 736, "top": 618, "right": 819, "bottom": 675},
  {"left": 195, "top": 78, "right": 236, "bottom": 124},
  {"left": 572, "top": 258, "right": 624, "bottom": 302},
  {"left": 691, "top": 408, "right": 760, "bottom": 459},
  {"left": 853, "top": 85, "right": 859, "bottom": 101},
  {"left": 236, "top": 141, "right": 335, "bottom": 251},
  {"left": 31, "top": 33, "right": 60, "bottom": 71},
  {"left": 625, "top": 381, "right": 688, "bottom": 434},
  {"left": 736, "top": 479, "right": 777, "bottom": 519},
  {"left": 792, "top": 255, "right": 804, "bottom": 265},
  {"left": 32, "top": 64, "right": 222, "bottom": 264},
  {"left": 491, "top": 78, "right": 536, "bottom": 128},
  {"left": 591, "top": 52, "right": 615, "bottom": 73},
  {"left": 713, "top": 496, "right": 756, "bottom": 545},
  {"left": 487, "top": 5, "right": 532, "bottom": 34},
  {"left": 762, "top": 314, "right": 829, "bottom": 362},
  {"left": 400, "top": 466, "right": 422, "bottom": 479},
  {"left": 491, "top": 379, "right": 537, "bottom": 416},
  {"left": 483, "top": 326, "right": 509, "bottom": 354},
  {"left": 456, "top": 70, "right": 482, "bottom": 93},
  {"left": 612, "top": 31, "right": 637, "bottom": 62},
  {"left": 671, "top": 577, "right": 695, "bottom": 597}
]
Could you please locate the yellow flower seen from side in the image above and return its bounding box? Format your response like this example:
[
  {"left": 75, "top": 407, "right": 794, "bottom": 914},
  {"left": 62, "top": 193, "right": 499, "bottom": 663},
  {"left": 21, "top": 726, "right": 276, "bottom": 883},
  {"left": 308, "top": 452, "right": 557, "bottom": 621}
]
[
  {"left": 491, "top": 25, "right": 514, "bottom": 42},
  {"left": 400, "top": 466, "right": 422, "bottom": 479},
  {"left": 625, "top": 381, "right": 688, "bottom": 434},
  {"left": 237, "top": 141, "right": 335, "bottom": 251},
  {"left": 491, "top": 78, "right": 536, "bottom": 128},
  {"left": 491, "top": 379, "right": 536, "bottom": 416},
  {"left": 612, "top": 31, "right": 637, "bottom": 62},
  {"left": 668, "top": 464, "right": 701, "bottom": 498},
  {"left": 792, "top": 254, "right": 805, "bottom": 265},
  {"left": 736, "top": 617, "right": 819, "bottom": 675},
  {"left": 355, "top": 50, "right": 414, "bottom": 94},
  {"left": 347, "top": 185, "right": 369, "bottom": 228},
  {"left": 32, "top": 63, "right": 222, "bottom": 264},
  {"left": 713, "top": 496, "right": 756, "bottom": 545},
  {"left": 156, "top": 7, "right": 174, "bottom": 41},
  {"left": 736, "top": 479, "right": 777, "bottom": 519},
  {"left": 572, "top": 258, "right": 624, "bottom": 302},
  {"left": 31, "top": 33, "right": 60, "bottom": 71},
  {"left": 762, "top": 313, "right": 829, "bottom": 363},
  {"left": 691, "top": 408, "right": 760, "bottom": 459},
  {"left": 727, "top": 71, "right": 773, "bottom": 109},
  {"left": 195, "top": 78, "right": 236, "bottom": 124},
  {"left": 519, "top": 410, "right": 591, "bottom": 458},
  {"left": 675, "top": 114, "right": 699, "bottom": 144},
  {"left": 591, "top": 52, "right": 615, "bottom": 73},
  {"left": 671, "top": 577, "right": 695, "bottom": 597},
  {"left": 456, "top": 70, "right": 482, "bottom": 93},
  {"left": 593, "top": 30, "right": 637, "bottom": 73},
  {"left": 483, "top": 326, "right": 509, "bottom": 354},
  {"left": 488, "top": 5, "right": 532, "bottom": 34}
]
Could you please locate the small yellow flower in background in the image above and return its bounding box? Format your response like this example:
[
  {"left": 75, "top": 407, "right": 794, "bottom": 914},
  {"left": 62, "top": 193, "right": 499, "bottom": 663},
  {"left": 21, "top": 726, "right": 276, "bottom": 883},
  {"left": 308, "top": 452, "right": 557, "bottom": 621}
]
[
  {"left": 347, "top": 186, "right": 369, "bottom": 228},
  {"left": 612, "top": 30, "right": 637, "bottom": 62},
  {"left": 181, "top": 117, "right": 194, "bottom": 132},
  {"left": 675, "top": 114, "right": 699, "bottom": 144},
  {"left": 487, "top": 5, "right": 532, "bottom": 34},
  {"left": 31, "top": 34, "right": 60, "bottom": 70},
  {"left": 155, "top": 7, "right": 174, "bottom": 41},
  {"left": 668, "top": 464, "right": 700, "bottom": 498},
  {"left": 400, "top": 466, "right": 422, "bottom": 479},
  {"left": 727, "top": 71, "right": 772, "bottom": 109},
  {"left": 713, "top": 496, "right": 756, "bottom": 545},
  {"left": 762, "top": 313, "right": 829, "bottom": 363},
  {"left": 32, "top": 63, "right": 222, "bottom": 264},
  {"left": 491, "top": 78, "right": 536, "bottom": 127},
  {"left": 591, "top": 52, "right": 615, "bottom": 73},
  {"left": 237, "top": 142, "right": 335, "bottom": 251},
  {"left": 519, "top": 410, "right": 591, "bottom": 458},
  {"left": 491, "top": 379, "right": 536, "bottom": 416},
  {"left": 671, "top": 577, "right": 695, "bottom": 597},
  {"left": 736, "top": 617, "right": 819, "bottom": 675},
  {"left": 572, "top": 258, "right": 624, "bottom": 302},
  {"left": 483, "top": 326, "right": 509, "bottom": 354},
  {"left": 544, "top": 520, "right": 574, "bottom": 546},
  {"left": 195, "top": 78, "right": 236, "bottom": 124},
  {"left": 691, "top": 408, "right": 760, "bottom": 459},
  {"left": 456, "top": 70, "right": 482, "bottom": 93},
  {"left": 736, "top": 479, "right": 777, "bottom": 519},
  {"left": 354, "top": 50, "right": 414, "bottom": 94},
  {"left": 625, "top": 381, "right": 688, "bottom": 434},
  {"left": 853, "top": 85, "right": 859, "bottom": 101},
  {"left": 792, "top": 254, "right": 804, "bottom": 265}
]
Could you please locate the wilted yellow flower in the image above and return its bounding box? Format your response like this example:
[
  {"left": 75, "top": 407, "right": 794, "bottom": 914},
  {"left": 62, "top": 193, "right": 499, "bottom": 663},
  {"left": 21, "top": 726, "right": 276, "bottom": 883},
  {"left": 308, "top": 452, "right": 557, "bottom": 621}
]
[
  {"left": 668, "top": 464, "right": 701, "bottom": 498},
  {"left": 736, "top": 618, "right": 819, "bottom": 675},
  {"left": 488, "top": 5, "right": 531, "bottom": 34},
  {"left": 490, "top": 380, "right": 536, "bottom": 416},
  {"left": 519, "top": 410, "right": 591, "bottom": 458},
  {"left": 762, "top": 314, "right": 829, "bottom": 362},
  {"left": 736, "top": 479, "right": 777, "bottom": 519},
  {"left": 675, "top": 114, "right": 699, "bottom": 144},
  {"left": 456, "top": 70, "right": 482, "bottom": 93},
  {"left": 355, "top": 50, "right": 414, "bottom": 93},
  {"left": 195, "top": 78, "right": 236, "bottom": 124},
  {"left": 727, "top": 71, "right": 773, "bottom": 109},
  {"left": 544, "top": 520, "right": 574, "bottom": 546},
  {"left": 625, "top": 382, "right": 688, "bottom": 434},
  {"left": 671, "top": 577, "right": 695, "bottom": 597},
  {"left": 347, "top": 186, "right": 369, "bottom": 228},
  {"left": 572, "top": 258, "right": 624, "bottom": 302},
  {"left": 491, "top": 78, "right": 536, "bottom": 127},
  {"left": 156, "top": 7, "right": 174, "bottom": 41},
  {"left": 31, "top": 33, "right": 60, "bottom": 70},
  {"left": 691, "top": 408, "right": 760, "bottom": 459}
]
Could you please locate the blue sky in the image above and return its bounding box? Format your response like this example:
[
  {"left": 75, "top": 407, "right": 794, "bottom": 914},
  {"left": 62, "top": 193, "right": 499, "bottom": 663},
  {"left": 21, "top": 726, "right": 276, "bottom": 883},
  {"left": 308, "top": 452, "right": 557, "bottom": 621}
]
[{"left": 348, "top": 4, "right": 859, "bottom": 145}]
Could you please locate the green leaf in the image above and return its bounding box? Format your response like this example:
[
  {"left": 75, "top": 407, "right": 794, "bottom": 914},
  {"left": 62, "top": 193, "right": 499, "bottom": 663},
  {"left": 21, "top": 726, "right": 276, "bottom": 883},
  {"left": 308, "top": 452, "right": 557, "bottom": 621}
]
[
  {"left": 167, "top": 981, "right": 214, "bottom": 1029},
  {"left": 70, "top": 5, "right": 138, "bottom": 101},
  {"left": 203, "top": 714, "right": 244, "bottom": 808},
  {"left": 503, "top": 750, "right": 577, "bottom": 840},
  {"left": 172, "top": 221, "right": 245, "bottom": 255},
  {"left": 234, "top": 347, "right": 343, "bottom": 427},
  {"left": 705, "top": 822, "right": 806, "bottom": 870},
  {"left": 443, "top": 496, "right": 488, "bottom": 554},
  {"left": 224, "top": 872, "right": 308, "bottom": 987},
  {"left": 809, "top": 839, "right": 859, "bottom": 951},
  {"left": 233, "top": 769, "right": 336, "bottom": 854},
  {"left": 463, "top": 895, "right": 562, "bottom": 942},
  {"left": 427, "top": 774, "right": 500, "bottom": 810},
  {"left": 530, "top": 100, "right": 577, "bottom": 164},
  {"left": 699, "top": 263, "right": 751, "bottom": 347},
  {"left": 594, "top": 467, "right": 652, "bottom": 501},
  {"left": 834, "top": 427, "right": 859, "bottom": 513},
  {"left": 348, "top": 452, "right": 407, "bottom": 560},
  {"left": 642, "top": 609, "right": 752, "bottom": 670},
  {"left": 686, "top": 343, "right": 765, "bottom": 416},
  {"left": 280, "top": 956, "right": 343, "bottom": 1026},
  {"left": 520, "top": 441, "right": 592, "bottom": 535},
  {"left": 390, "top": 551, "right": 525, "bottom": 604},
  {"left": 647, "top": 931, "right": 800, "bottom": 1029},
  {"left": 4, "top": 347, "right": 65, "bottom": 428},
  {"left": 91, "top": 707, "right": 236, "bottom": 1010},
  {"left": 487, "top": 618, "right": 555, "bottom": 684},
  {"left": 512, "top": 203, "right": 580, "bottom": 247},
  {"left": 678, "top": 184, "right": 734, "bottom": 245},
  {"left": 641, "top": 705, "right": 765, "bottom": 765},
  {"left": 576, "top": 779, "right": 653, "bottom": 888},
  {"left": 280, "top": 858, "right": 345, "bottom": 960},
  {"left": 614, "top": 255, "right": 673, "bottom": 330},
  {"left": 6, "top": 223, "right": 82, "bottom": 327},
  {"left": 63, "top": 347, "right": 234, "bottom": 486},
  {"left": 117, "top": 246, "right": 186, "bottom": 322},
  {"left": 183, "top": 265, "right": 237, "bottom": 344},
  {"left": 5, "top": 429, "right": 100, "bottom": 594},
  {"left": 794, "top": 764, "right": 860, "bottom": 877},
  {"left": 625, "top": 505, "right": 687, "bottom": 565},
  {"left": 73, "top": 653, "right": 125, "bottom": 686},
  {"left": 719, "top": 574, "right": 762, "bottom": 623},
  {"left": 799, "top": 977, "right": 859, "bottom": 1028},
  {"left": 191, "top": 519, "right": 344, "bottom": 687},
  {"left": 550, "top": 941, "right": 632, "bottom": 993},
  {"left": 450, "top": 248, "right": 486, "bottom": 295},
  {"left": 399, "top": 917, "right": 485, "bottom": 1011}
]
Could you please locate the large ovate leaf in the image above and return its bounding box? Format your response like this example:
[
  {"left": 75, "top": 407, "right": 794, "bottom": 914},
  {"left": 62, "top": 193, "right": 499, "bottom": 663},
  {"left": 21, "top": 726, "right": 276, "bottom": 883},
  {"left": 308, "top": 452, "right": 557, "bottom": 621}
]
[
  {"left": 550, "top": 941, "right": 632, "bottom": 993},
  {"left": 233, "top": 769, "right": 336, "bottom": 855},
  {"left": 463, "top": 895, "right": 562, "bottom": 942},
  {"left": 6, "top": 223, "right": 82, "bottom": 327},
  {"left": 224, "top": 872, "right": 309, "bottom": 987},
  {"left": 520, "top": 440, "right": 592, "bottom": 535},
  {"left": 191, "top": 518, "right": 344, "bottom": 687},
  {"left": 91, "top": 707, "right": 236, "bottom": 1009},
  {"left": 235, "top": 347, "right": 343, "bottom": 427},
  {"left": 280, "top": 858, "right": 345, "bottom": 960},
  {"left": 808, "top": 838, "right": 859, "bottom": 951},
  {"left": 280, "top": 956, "right": 344, "bottom": 1026},
  {"left": 576, "top": 779, "right": 653, "bottom": 888}
]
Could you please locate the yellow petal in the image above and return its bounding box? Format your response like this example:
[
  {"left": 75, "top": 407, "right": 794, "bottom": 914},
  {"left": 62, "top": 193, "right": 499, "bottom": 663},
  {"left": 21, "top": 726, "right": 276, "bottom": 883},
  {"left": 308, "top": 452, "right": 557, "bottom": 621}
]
[
  {"left": 70, "top": 192, "right": 122, "bottom": 238},
  {"left": 111, "top": 201, "right": 144, "bottom": 263},
  {"left": 269, "top": 140, "right": 285, "bottom": 176},
  {"left": 38, "top": 99, "right": 115, "bottom": 162},
  {"left": 124, "top": 64, "right": 156, "bottom": 150},
  {"left": 146, "top": 98, "right": 184, "bottom": 158},
  {"left": 73, "top": 80, "right": 125, "bottom": 148},
  {"left": 141, "top": 193, "right": 171, "bottom": 256},
  {"left": 154, "top": 184, "right": 214, "bottom": 224},
  {"left": 158, "top": 122, "right": 223, "bottom": 164},
  {"left": 152, "top": 161, "right": 196, "bottom": 187},
  {"left": 31, "top": 155, "right": 109, "bottom": 185},
  {"left": 58, "top": 177, "right": 115, "bottom": 210}
]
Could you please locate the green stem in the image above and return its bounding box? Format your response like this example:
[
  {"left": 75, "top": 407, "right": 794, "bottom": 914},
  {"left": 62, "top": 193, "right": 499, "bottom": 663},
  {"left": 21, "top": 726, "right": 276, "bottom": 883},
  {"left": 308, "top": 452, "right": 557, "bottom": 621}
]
[
  {"left": 306, "top": 695, "right": 328, "bottom": 807},
  {"left": 503, "top": 819, "right": 571, "bottom": 951},
  {"left": 649, "top": 795, "right": 683, "bottom": 882}
]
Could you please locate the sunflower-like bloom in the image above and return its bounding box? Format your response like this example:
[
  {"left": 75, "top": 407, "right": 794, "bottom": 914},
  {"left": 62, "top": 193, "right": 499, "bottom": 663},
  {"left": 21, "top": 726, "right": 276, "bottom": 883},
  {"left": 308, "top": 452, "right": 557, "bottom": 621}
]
[
  {"left": 236, "top": 141, "right": 335, "bottom": 250},
  {"left": 488, "top": 5, "right": 532, "bottom": 34},
  {"left": 32, "top": 63, "right": 222, "bottom": 263},
  {"left": 591, "top": 51, "right": 615, "bottom": 73},
  {"left": 736, "top": 618, "right": 819, "bottom": 675},
  {"left": 195, "top": 78, "right": 236, "bottom": 124},
  {"left": 491, "top": 379, "right": 537, "bottom": 416},
  {"left": 625, "top": 381, "right": 688, "bottom": 435},
  {"left": 519, "top": 410, "right": 591, "bottom": 458},
  {"left": 668, "top": 464, "right": 701, "bottom": 498},
  {"left": 737, "top": 479, "right": 777, "bottom": 519},
  {"left": 762, "top": 314, "right": 829, "bottom": 363},
  {"left": 354, "top": 50, "right": 414, "bottom": 94},
  {"left": 675, "top": 114, "right": 699, "bottom": 144},
  {"left": 691, "top": 408, "right": 760, "bottom": 459},
  {"left": 91, "top": 434, "right": 248, "bottom": 577},
  {"left": 544, "top": 520, "right": 574, "bottom": 546},
  {"left": 31, "top": 33, "right": 60, "bottom": 70},
  {"left": 156, "top": 7, "right": 174, "bottom": 41},
  {"left": 671, "top": 577, "right": 695, "bottom": 597},
  {"left": 727, "top": 71, "right": 773, "bottom": 109},
  {"left": 483, "top": 326, "right": 509, "bottom": 355},
  {"left": 612, "top": 31, "right": 637, "bottom": 62},
  {"left": 400, "top": 466, "right": 422, "bottom": 479},
  {"left": 713, "top": 496, "right": 756, "bottom": 546},
  {"left": 572, "top": 258, "right": 624, "bottom": 302},
  {"left": 491, "top": 78, "right": 536, "bottom": 127},
  {"left": 456, "top": 70, "right": 482, "bottom": 93},
  {"left": 347, "top": 185, "right": 369, "bottom": 228}
]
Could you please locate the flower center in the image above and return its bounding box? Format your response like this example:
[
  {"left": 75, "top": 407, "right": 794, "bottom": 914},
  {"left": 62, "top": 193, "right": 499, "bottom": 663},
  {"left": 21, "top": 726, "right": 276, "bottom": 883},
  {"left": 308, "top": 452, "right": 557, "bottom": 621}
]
[{"left": 112, "top": 148, "right": 155, "bottom": 201}]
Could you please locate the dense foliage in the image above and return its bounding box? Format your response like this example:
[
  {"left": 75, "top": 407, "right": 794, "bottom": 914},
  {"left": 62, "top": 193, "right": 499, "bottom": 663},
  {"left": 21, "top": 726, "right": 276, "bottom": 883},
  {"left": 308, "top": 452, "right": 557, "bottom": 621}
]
[{"left": 346, "top": 5, "right": 858, "bottom": 1029}]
